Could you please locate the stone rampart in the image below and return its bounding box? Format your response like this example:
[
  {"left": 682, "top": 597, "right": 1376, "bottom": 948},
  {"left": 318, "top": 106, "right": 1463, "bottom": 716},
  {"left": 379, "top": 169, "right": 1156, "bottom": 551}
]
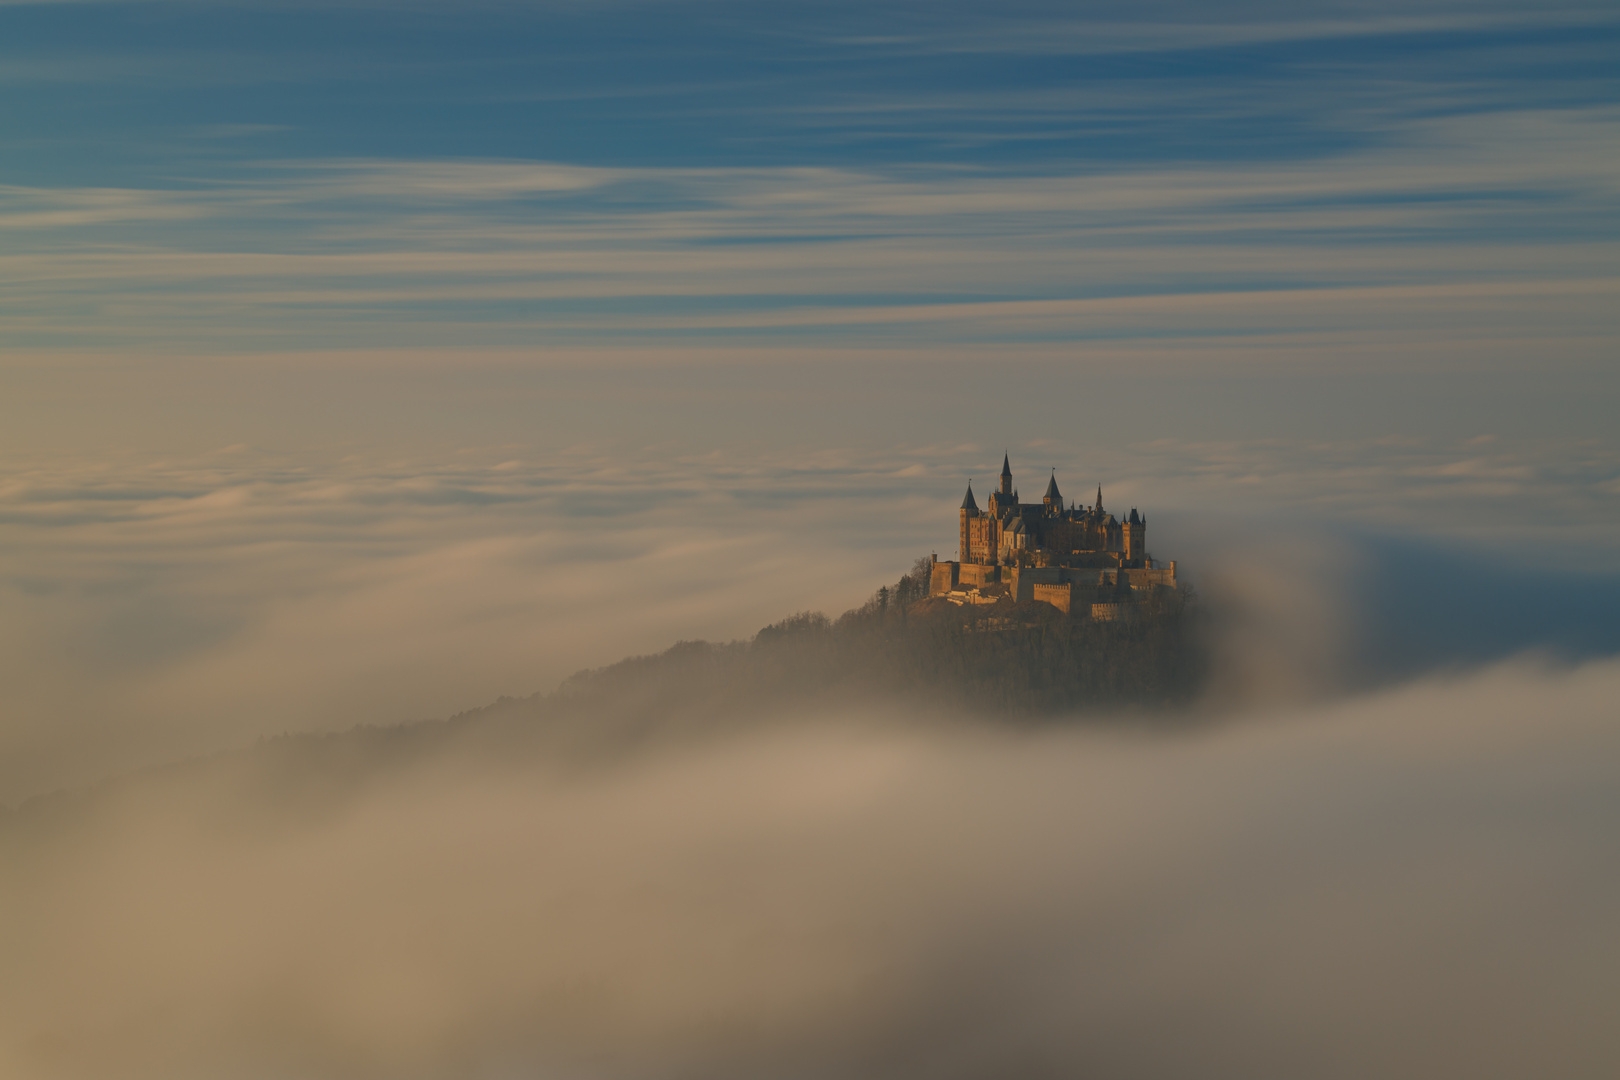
[
  {"left": 1032, "top": 582, "right": 1074, "bottom": 614},
  {"left": 1123, "top": 566, "right": 1177, "bottom": 590},
  {"left": 959, "top": 563, "right": 1001, "bottom": 587},
  {"left": 1004, "top": 565, "right": 1060, "bottom": 602}
]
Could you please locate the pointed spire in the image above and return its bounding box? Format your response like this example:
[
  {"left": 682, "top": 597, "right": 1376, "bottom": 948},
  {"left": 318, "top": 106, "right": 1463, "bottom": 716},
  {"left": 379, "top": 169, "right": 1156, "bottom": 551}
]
[
  {"left": 961, "top": 481, "right": 979, "bottom": 511},
  {"left": 1000, "top": 453, "right": 1012, "bottom": 478},
  {"left": 1044, "top": 470, "right": 1061, "bottom": 500},
  {"left": 1096, "top": 485, "right": 1103, "bottom": 512}
]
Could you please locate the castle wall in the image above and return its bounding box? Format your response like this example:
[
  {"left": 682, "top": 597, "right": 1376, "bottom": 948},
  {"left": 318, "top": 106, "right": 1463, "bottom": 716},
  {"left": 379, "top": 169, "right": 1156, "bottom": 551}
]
[
  {"left": 933, "top": 563, "right": 1172, "bottom": 613},
  {"left": 1052, "top": 551, "right": 1121, "bottom": 569},
  {"left": 959, "top": 563, "right": 1000, "bottom": 587},
  {"left": 1004, "top": 565, "right": 1060, "bottom": 602},
  {"left": 1059, "top": 568, "right": 1118, "bottom": 588},
  {"left": 930, "top": 561, "right": 1013, "bottom": 597},
  {"left": 1061, "top": 568, "right": 1121, "bottom": 613},
  {"left": 1032, "top": 582, "right": 1073, "bottom": 614},
  {"left": 1122, "top": 566, "right": 1176, "bottom": 591}
]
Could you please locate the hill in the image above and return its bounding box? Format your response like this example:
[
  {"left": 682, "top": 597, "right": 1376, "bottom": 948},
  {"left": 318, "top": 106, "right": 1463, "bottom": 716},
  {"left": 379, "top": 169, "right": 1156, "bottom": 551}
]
[{"left": 4, "top": 559, "right": 1203, "bottom": 826}]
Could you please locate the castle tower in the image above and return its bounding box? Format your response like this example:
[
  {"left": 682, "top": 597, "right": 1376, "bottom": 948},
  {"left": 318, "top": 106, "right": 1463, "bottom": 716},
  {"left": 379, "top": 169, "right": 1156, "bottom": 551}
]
[
  {"left": 1124, "top": 507, "right": 1146, "bottom": 563},
  {"left": 1000, "top": 453, "right": 1013, "bottom": 497},
  {"left": 959, "top": 481, "right": 979, "bottom": 562},
  {"left": 1042, "top": 470, "right": 1062, "bottom": 516}
]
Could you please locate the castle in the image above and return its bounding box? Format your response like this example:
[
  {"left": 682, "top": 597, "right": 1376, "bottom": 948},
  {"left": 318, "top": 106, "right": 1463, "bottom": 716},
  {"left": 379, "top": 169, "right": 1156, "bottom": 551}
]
[{"left": 928, "top": 455, "right": 1177, "bottom": 618}]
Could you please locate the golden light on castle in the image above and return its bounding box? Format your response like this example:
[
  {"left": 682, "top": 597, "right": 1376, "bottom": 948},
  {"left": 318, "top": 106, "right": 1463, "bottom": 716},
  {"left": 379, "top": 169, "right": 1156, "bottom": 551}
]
[{"left": 929, "top": 455, "right": 1177, "bottom": 619}]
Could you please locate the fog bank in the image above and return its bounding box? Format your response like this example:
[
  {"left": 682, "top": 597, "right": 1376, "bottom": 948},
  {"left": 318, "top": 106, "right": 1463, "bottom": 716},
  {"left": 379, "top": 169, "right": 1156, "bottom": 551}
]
[
  {"left": 5, "top": 658, "right": 1618, "bottom": 1079},
  {"left": 4, "top": 438, "right": 1618, "bottom": 801}
]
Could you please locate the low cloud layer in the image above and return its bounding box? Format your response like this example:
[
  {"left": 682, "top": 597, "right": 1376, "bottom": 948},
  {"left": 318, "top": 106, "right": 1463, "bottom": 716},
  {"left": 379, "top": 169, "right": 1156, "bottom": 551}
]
[
  {"left": 3, "top": 439, "right": 1618, "bottom": 801},
  {"left": 4, "top": 657, "right": 1618, "bottom": 1079}
]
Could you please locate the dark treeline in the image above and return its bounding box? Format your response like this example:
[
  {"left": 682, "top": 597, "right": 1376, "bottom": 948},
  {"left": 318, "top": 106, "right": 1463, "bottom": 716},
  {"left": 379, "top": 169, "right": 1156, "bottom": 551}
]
[{"left": 558, "top": 556, "right": 1206, "bottom": 720}]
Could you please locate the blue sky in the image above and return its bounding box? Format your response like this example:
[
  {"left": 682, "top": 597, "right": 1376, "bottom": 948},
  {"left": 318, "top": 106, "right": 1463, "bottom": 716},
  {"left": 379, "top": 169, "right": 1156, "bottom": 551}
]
[
  {"left": 4, "top": 1, "right": 1617, "bottom": 454},
  {"left": 4, "top": 0, "right": 1616, "bottom": 384},
  {"left": 6, "top": 1, "right": 1618, "bottom": 179}
]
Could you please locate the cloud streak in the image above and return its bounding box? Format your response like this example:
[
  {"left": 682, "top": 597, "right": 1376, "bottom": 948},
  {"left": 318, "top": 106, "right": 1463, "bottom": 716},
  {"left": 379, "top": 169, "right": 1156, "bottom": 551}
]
[
  {"left": 2, "top": 108, "right": 1617, "bottom": 357},
  {"left": 827, "top": 6, "right": 1620, "bottom": 57}
]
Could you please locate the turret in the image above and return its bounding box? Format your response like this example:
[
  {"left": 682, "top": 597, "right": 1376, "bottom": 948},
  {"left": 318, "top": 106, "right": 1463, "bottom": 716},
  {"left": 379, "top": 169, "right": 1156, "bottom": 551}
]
[
  {"left": 1043, "top": 470, "right": 1062, "bottom": 515},
  {"left": 1000, "top": 453, "right": 1013, "bottom": 497},
  {"left": 1124, "top": 506, "right": 1146, "bottom": 563},
  {"left": 959, "top": 481, "right": 979, "bottom": 562}
]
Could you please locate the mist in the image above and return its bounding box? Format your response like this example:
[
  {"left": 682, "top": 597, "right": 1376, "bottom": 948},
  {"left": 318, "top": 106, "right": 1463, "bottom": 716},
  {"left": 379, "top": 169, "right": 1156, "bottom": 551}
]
[
  {"left": 5, "top": 437, "right": 1617, "bottom": 801},
  {"left": 5, "top": 655, "right": 1618, "bottom": 1079},
  {"left": 3, "top": 440, "right": 1615, "bottom": 1080}
]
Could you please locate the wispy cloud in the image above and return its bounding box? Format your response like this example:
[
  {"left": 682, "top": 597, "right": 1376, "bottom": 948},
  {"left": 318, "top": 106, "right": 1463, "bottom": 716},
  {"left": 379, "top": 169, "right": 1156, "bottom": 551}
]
[
  {"left": 1, "top": 108, "right": 1616, "bottom": 355},
  {"left": 826, "top": 7, "right": 1620, "bottom": 57}
]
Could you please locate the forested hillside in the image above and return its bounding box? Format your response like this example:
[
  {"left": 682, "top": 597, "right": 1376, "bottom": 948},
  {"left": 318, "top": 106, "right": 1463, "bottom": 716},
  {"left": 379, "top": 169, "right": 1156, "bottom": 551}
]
[
  {"left": 5, "top": 560, "right": 1204, "bottom": 822},
  {"left": 564, "top": 563, "right": 1204, "bottom": 718}
]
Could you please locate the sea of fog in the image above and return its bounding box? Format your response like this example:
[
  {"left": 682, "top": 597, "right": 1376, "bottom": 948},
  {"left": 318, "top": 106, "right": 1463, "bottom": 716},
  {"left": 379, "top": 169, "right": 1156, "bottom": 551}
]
[{"left": 2, "top": 438, "right": 1618, "bottom": 1078}]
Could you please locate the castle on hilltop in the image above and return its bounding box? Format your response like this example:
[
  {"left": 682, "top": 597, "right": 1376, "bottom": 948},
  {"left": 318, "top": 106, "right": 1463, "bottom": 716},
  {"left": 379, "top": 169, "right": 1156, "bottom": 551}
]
[{"left": 928, "top": 455, "right": 1177, "bottom": 618}]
